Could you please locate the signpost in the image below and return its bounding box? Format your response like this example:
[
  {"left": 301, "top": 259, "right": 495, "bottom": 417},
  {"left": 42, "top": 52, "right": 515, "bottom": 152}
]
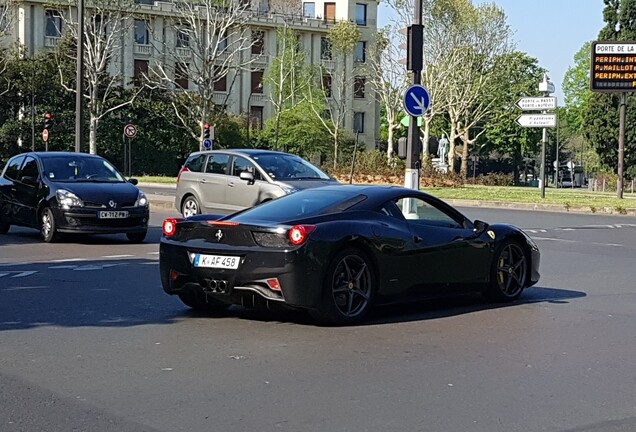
[
  {"left": 590, "top": 41, "right": 636, "bottom": 198},
  {"left": 516, "top": 114, "right": 557, "bottom": 128},
  {"left": 123, "top": 124, "right": 137, "bottom": 177},
  {"left": 403, "top": 85, "right": 430, "bottom": 117},
  {"left": 42, "top": 129, "right": 49, "bottom": 142},
  {"left": 517, "top": 74, "right": 557, "bottom": 198},
  {"left": 516, "top": 97, "right": 557, "bottom": 111}
]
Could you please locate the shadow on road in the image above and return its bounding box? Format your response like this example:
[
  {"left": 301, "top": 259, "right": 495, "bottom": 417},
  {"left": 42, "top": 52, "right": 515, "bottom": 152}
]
[{"left": 0, "top": 226, "right": 164, "bottom": 246}]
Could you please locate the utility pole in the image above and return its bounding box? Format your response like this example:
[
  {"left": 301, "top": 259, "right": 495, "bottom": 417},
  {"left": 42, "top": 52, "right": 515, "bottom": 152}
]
[
  {"left": 74, "top": 0, "right": 85, "bottom": 153},
  {"left": 617, "top": 92, "right": 626, "bottom": 199},
  {"left": 404, "top": 0, "right": 423, "bottom": 190}
]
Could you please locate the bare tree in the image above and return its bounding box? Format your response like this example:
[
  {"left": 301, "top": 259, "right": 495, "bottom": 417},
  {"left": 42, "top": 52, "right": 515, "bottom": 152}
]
[
  {"left": 307, "top": 20, "right": 360, "bottom": 167},
  {"left": 147, "top": 0, "right": 256, "bottom": 147},
  {"left": 264, "top": 27, "right": 311, "bottom": 150},
  {"left": 55, "top": 0, "right": 140, "bottom": 154},
  {"left": 439, "top": 1, "right": 513, "bottom": 174},
  {"left": 363, "top": 26, "right": 409, "bottom": 160},
  {"left": 0, "top": 0, "right": 15, "bottom": 96}
]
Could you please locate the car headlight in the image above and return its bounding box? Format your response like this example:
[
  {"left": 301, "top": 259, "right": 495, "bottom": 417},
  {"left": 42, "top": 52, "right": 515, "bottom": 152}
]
[
  {"left": 56, "top": 189, "right": 84, "bottom": 209},
  {"left": 135, "top": 191, "right": 148, "bottom": 207},
  {"left": 279, "top": 184, "right": 297, "bottom": 195}
]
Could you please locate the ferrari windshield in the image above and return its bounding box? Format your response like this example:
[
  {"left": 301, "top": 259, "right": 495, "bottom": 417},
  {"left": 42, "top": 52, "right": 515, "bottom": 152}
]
[
  {"left": 251, "top": 153, "right": 330, "bottom": 180},
  {"left": 41, "top": 156, "right": 126, "bottom": 183},
  {"left": 231, "top": 189, "right": 366, "bottom": 222}
]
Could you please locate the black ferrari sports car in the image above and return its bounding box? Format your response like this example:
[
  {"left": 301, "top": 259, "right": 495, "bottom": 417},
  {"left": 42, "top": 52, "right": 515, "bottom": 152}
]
[{"left": 159, "top": 185, "right": 540, "bottom": 325}]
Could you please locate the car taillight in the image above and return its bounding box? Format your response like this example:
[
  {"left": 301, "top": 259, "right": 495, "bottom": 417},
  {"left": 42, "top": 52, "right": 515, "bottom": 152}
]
[
  {"left": 163, "top": 218, "right": 183, "bottom": 237},
  {"left": 176, "top": 167, "right": 189, "bottom": 184},
  {"left": 288, "top": 225, "right": 316, "bottom": 246}
]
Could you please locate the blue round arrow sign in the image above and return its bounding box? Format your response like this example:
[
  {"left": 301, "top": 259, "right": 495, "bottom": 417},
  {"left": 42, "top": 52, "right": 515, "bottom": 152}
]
[
  {"left": 403, "top": 85, "right": 430, "bottom": 117},
  {"left": 203, "top": 139, "right": 212, "bottom": 149}
]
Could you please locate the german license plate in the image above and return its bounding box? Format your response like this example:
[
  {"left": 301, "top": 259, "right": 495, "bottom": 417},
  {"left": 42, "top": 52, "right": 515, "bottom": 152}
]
[
  {"left": 193, "top": 254, "right": 240, "bottom": 269},
  {"left": 98, "top": 211, "right": 128, "bottom": 219}
]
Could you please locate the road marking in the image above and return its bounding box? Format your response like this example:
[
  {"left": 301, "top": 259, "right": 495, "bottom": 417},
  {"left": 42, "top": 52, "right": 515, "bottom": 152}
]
[
  {"left": 101, "top": 254, "right": 135, "bottom": 258},
  {"left": 51, "top": 258, "right": 88, "bottom": 263},
  {"left": 2, "top": 286, "right": 48, "bottom": 291},
  {"left": 10, "top": 271, "right": 37, "bottom": 278},
  {"left": 533, "top": 237, "right": 623, "bottom": 247},
  {"left": 147, "top": 252, "right": 159, "bottom": 255},
  {"left": 49, "top": 265, "right": 79, "bottom": 269}
]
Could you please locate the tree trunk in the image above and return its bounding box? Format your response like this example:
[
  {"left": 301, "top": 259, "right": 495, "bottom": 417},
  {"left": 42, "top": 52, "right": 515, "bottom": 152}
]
[
  {"left": 89, "top": 114, "right": 98, "bottom": 155},
  {"left": 387, "top": 123, "right": 395, "bottom": 160},
  {"left": 422, "top": 121, "right": 430, "bottom": 158},
  {"left": 332, "top": 129, "right": 339, "bottom": 169},
  {"left": 449, "top": 121, "right": 459, "bottom": 172},
  {"left": 274, "top": 111, "right": 282, "bottom": 150},
  {"left": 460, "top": 129, "right": 469, "bottom": 178}
]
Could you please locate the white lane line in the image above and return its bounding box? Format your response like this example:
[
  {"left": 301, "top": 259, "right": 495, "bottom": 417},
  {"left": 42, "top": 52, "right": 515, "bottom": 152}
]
[
  {"left": 147, "top": 252, "right": 160, "bottom": 255},
  {"left": 533, "top": 237, "right": 623, "bottom": 247},
  {"left": 0, "top": 273, "right": 9, "bottom": 278},
  {"left": 2, "top": 286, "right": 48, "bottom": 291},
  {"left": 0, "top": 262, "right": 31, "bottom": 267},
  {"left": 101, "top": 254, "right": 135, "bottom": 258},
  {"left": 140, "top": 262, "right": 159, "bottom": 265},
  {"left": 11, "top": 271, "right": 37, "bottom": 278},
  {"left": 49, "top": 265, "right": 78, "bottom": 269},
  {"left": 51, "top": 258, "right": 88, "bottom": 263}
]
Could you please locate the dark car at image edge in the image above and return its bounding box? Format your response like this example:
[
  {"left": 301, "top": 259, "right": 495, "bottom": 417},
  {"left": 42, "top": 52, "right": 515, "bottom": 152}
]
[
  {"left": 0, "top": 152, "right": 149, "bottom": 242},
  {"left": 159, "top": 185, "right": 540, "bottom": 325}
]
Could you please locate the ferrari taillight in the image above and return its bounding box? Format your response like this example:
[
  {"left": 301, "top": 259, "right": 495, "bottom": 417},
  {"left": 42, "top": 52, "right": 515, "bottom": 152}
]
[
  {"left": 162, "top": 218, "right": 183, "bottom": 237},
  {"left": 288, "top": 225, "right": 316, "bottom": 246}
]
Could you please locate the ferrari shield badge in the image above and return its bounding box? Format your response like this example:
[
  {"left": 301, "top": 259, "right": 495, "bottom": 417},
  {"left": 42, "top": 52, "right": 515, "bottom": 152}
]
[{"left": 487, "top": 230, "right": 496, "bottom": 240}]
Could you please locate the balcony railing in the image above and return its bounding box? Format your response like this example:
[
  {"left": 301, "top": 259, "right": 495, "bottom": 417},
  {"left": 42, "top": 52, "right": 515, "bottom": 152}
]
[
  {"left": 134, "top": 44, "right": 152, "bottom": 55},
  {"left": 250, "top": 53, "right": 269, "bottom": 64},
  {"left": 249, "top": 93, "right": 265, "bottom": 104},
  {"left": 213, "top": 92, "right": 227, "bottom": 104},
  {"left": 44, "top": 36, "right": 60, "bottom": 48},
  {"left": 176, "top": 47, "right": 191, "bottom": 58}
]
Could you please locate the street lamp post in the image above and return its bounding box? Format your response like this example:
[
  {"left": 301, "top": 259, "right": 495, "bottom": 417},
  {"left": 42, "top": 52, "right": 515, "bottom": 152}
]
[{"left": 538, "top": 74, "right": 555, "bottom": 199}]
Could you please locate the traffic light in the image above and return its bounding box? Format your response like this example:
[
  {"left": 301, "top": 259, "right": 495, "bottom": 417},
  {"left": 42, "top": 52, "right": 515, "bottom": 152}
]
[
  {"left": 203, "top": 123, "right": 210, "bottom": 139},
  {"left": 44, "top": 113, "right": 52, "bottom": 130}
]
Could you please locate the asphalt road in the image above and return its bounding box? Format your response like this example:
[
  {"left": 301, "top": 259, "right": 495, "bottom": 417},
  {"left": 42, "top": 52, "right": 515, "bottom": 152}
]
[{"left": 2, "top": 207, "right": 636, "bottom": 432}]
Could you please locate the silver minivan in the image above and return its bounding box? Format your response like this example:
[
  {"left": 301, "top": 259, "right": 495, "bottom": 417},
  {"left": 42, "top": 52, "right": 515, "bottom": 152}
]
[{"left": 175, "top": 149, "right": 340, "bottom": 216}]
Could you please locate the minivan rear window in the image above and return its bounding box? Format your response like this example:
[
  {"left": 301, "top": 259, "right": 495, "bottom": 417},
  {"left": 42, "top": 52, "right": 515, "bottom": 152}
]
[{"left": 184, "top": 154, "right": 206, "bottom": 173}]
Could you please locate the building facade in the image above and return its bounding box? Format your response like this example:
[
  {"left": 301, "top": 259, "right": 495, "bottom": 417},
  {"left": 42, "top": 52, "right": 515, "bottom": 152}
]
[{"left": 3, "top": 0, "right": 380, "bottom": 150}]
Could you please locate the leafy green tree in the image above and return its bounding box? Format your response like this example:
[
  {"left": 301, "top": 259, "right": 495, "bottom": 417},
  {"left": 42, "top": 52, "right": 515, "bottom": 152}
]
[
  {"left": 261, "top": 102, "right": 331, "bottom": 159},
  {"left": 483, "top": 52, "right": 544, "bottom": 183},
  {"left": 584, "top": 0, "right": 636, "bottom": 178},
  {"left": 307, "top": 20, "right": 360, "bottom": 168}
]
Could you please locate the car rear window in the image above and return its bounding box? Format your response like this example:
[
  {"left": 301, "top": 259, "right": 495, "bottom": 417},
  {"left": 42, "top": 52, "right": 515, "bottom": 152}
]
[
  {"left": 184, "top": 154, "right": 206, "bottom": 173},
  {"left": 231, "top": 190, "right": 367, "bottom": 222}
]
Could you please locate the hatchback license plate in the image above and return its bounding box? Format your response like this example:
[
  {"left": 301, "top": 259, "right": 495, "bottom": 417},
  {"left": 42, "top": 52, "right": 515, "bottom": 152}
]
[
  {"left": 193, "top": 254, "right": 240, "bottom": 269},
  {"left": 98, "top": 211, "right": 128, "bottom": 219}
]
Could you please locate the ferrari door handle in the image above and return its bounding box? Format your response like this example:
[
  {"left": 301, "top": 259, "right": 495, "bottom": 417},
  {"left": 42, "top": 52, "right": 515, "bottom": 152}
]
[
  {"left": 228, "top": 182, "right": 235, "bottom": 187},
  {"left": 198, "top": 179, "right": 206, "bottom": 184},
  {"left": 413, "top": 235, "right": 423, "bottom": 243}
]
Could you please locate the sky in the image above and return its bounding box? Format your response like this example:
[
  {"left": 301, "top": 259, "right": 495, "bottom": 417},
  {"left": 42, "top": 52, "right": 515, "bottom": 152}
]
[{"left": 378, "top": 0, "right": 606, "bottom": 103}]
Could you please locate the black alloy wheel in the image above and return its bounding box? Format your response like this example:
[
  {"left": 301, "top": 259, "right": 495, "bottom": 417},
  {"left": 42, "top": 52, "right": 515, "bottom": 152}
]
[
  {"left": 181, "top": 196, "right": 200, "bottom": 218},
  {"left": 311, "top": 248, "right": 375, "bottom": 325},
  {"left": 486, "top": 240, "right": 527, "bottom": 302},
  {"left": 40, "top": 207, "right": 60, "bottom": 243}
]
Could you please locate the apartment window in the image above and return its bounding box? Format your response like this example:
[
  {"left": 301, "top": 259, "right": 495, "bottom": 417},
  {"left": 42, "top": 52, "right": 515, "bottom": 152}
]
[
  {"left": 259, "top": 0, "right": 269, "bottom": 13},
  {"left": 355, "top": 3, "right": 367, "bottom": 26},
  {"left": 133, "top": 59, "right": 149, "bottom": 85},
  {"left": 354, "top": 41, "right": 366, "bottom": 63},
  {"left": 249, "top": 107, "right": 264, "bottom": 130},
  {"left": 303, "top": 2, "right": 315, "bottom": 17},
  {"left": 322, "top": 74, "right": 332, "bottom": 97},
  {"left": 252, "top": 30, "right": 264, "bottom": 54},
  {"left": 320, "top": 37, "right": 332, "bottom": 60},
  {"left": 353, "top": 112, "right": 365, "bottom": 133},
  {"left": 134, "top": 20, "right": 149, "bottom": 44},
  {"left": 176, "top": 26, "right": 189, "bottom": 48},
  {"left": 45, "top": 10, "right": 63, "bottom": 37},
  {"left": 214, "top": 68, "right": 227, "bottom": 91},
  {"left": 323, "top": 2, "right": 336, "bottom": 22},
  {"left": 217, "top": 31, "right": 228, "bottom": 52},
  {"left": 354, "top": 77, "right": 366, "bottom": 98},
  {"left": 251, "top": 70, "right": 264, "bottom": 93},
  {"left": 175, "top": 63, "right": 188, "bottom": 89}
]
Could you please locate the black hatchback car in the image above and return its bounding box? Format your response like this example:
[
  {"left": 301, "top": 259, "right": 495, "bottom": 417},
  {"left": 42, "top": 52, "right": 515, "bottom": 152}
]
[{"left": 0, "top": 152, "right": 149, "bottom": 242}]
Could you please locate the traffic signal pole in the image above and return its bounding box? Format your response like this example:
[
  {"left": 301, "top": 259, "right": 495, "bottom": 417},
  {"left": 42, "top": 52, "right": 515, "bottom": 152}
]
[{"left": 405, "top": 0, "right": 423, "bottom": 190}]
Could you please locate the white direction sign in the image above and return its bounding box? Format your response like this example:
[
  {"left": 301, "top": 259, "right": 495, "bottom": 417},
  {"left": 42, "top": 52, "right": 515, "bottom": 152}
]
[
  {"left": 516, "top": 114, "right": 557, "bottom": 128},
  {"left": 516, "top": 97, "right": 557, "bottom": 111}
]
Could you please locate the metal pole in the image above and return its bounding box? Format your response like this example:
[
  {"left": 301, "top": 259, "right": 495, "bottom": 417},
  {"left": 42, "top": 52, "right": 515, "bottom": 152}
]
[
  {"left": 540, "top": 127, "right": 546, "bottom": 198},
  {"left": 31, "top": 58, "right": 35, "bottom": 151},
  {"left": 74, "top": 0, "right": 85, "bottom": 153},
  {"left": 405, "top": 0, "right": 422, "bottom": 190},
  {"left": 555, "top": 121, "right": 559, "bottom": 188},
  {"left": 617, "top": 92, "right": 626, "bottom": 199},
  {"left": 349, "top": 131, "right": 359, "bottom": 184}
]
